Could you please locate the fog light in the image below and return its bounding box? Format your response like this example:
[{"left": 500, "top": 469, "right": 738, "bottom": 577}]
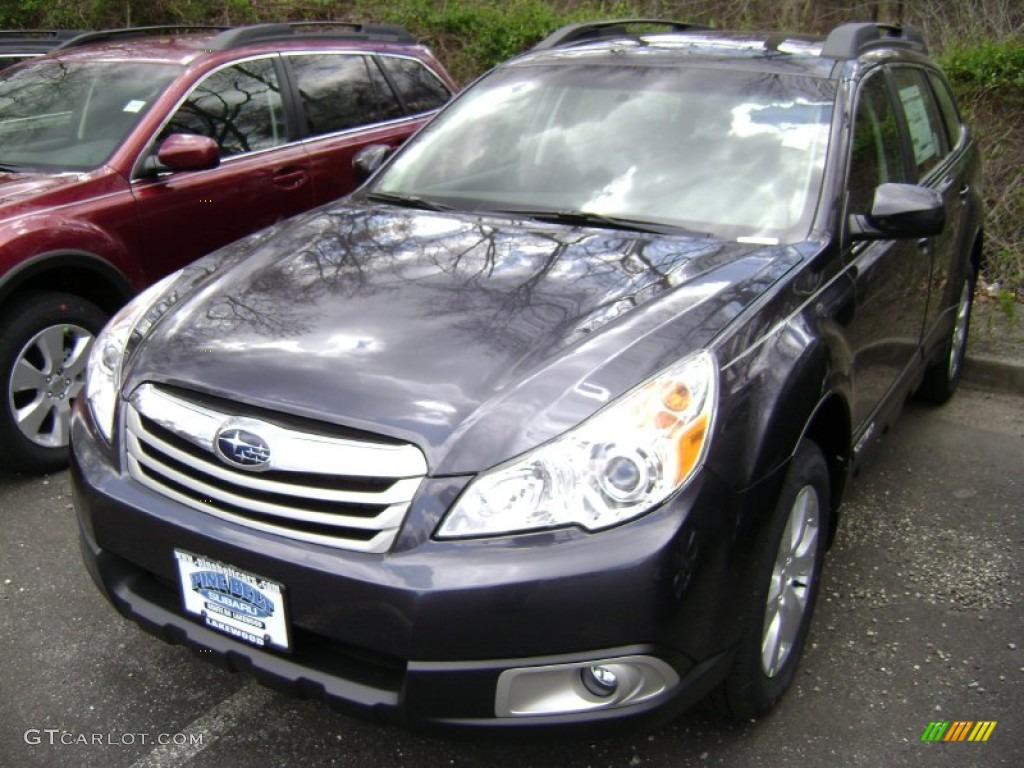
[
  {"left": 581, "top": 665, "right": 618, "bottom": 697},
  {"left": 495, "top": 654, "right": 680, "bottom": 717}
]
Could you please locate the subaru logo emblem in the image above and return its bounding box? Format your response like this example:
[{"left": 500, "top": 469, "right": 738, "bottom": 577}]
[{"left": 215, "top": 427, "right": 271, "bottom": 470}]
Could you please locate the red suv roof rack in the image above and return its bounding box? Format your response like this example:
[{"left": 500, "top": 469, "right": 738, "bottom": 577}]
[
  {"left": 54, "top": 22, "right": 417, "bottom": 53},
  {"left": 56, "top": 26, "right": 226, "bottom": 50},
  {"left": 209, "top": 22, "right": 416, "bottom": 49}
]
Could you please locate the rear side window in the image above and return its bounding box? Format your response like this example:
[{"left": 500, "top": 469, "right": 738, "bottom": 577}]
[
  {"left": 377, "top": 56, "right": 452, "bottom": 114},
  {"left": 891, "top": 67, "right": 948, "bottom": 177},
  {"left": 927, "top": 71, "right": 964, "bottom": 149},
  {"left": 161, "top": 58, "right": 286, "bottom": 158},
  {"left": 288, "top": 53, "right": 402, "bottom": 137}
]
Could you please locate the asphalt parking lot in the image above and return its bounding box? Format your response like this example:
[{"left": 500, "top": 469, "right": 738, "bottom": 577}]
[{"left": 1, "top": 383, "right": 1021, "bottom": 768}]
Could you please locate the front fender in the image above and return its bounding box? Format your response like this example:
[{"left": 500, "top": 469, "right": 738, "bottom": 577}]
[
  {"left": 709, "top": 289, "right": 852, "bottom": 495},
  {"left": 0, "top": 215, "right": 139, "bottom": 309}
]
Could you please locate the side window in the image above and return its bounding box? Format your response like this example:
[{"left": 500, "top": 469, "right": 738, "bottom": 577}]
[
  {"left": 161, "top": 58, "right": 285, "bottom": 158},
  {"left": 288, "top": 54, "right": 402, "bottom": 137},
  {"left": 377, "top": 56, "right": 452, "bottom": 114},
  {"left": 847, "top": 73, "right": 907, "bottom": 215},
  {"left": 927, "top": 71, "right": 963, "bottom": 149},
  {"left": 891, "top": 67, "right": 948, "bottom": 177}
]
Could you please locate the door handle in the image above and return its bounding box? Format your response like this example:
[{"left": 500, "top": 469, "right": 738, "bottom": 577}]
[{"left": 272, "top": 168, "right": 308, "bottom": 189}]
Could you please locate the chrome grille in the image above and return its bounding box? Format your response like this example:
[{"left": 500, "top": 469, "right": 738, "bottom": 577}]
[{"left": 125, "top": 384, "right": 427, "bottom": 553}]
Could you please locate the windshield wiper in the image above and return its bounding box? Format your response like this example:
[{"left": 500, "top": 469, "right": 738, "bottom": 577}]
[
  {"left": 492, "top": 208, "right": 707, "bottom": 236},
  {"left": 0, "top": 163, "right": 31, "bottom": 174},
  {"left": 364, "top": 191, "right": 454, "bottom": 212}
]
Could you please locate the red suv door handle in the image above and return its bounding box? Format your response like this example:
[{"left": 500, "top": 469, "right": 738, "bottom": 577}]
[{"left": 272, "top": 168, "right": 308, "bottom": 190}]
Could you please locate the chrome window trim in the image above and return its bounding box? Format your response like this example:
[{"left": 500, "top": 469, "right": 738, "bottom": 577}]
[{"left": 130, "top": 52, "right": 286, "bottom": 180}]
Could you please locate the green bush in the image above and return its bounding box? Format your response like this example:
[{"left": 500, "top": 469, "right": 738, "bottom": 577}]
[
  {"left": 351, "top": 0, "right": 635, "bottom": 82},
  {"left": 941, "top": 38, "right": 1024, "bottom": 89}
]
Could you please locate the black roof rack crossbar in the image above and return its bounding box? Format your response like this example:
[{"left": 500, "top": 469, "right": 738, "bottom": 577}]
[
  {"left": 0, "top": 30, "right": 87, "bottom": 54},
  {"left": 56, "top": 26, "right": 226, "bottom": 50},
  {"left": 532, "top": 18, "right": 709, "bottom": 51},
  {"left": 0, "top": 29, "right": 85, "bottom": 41},
  {"left": 821, "top": 22, "right": 927, "bottom": 59},
  {"left": 209, "top": 21, "right": 416, "bottom": 50}
]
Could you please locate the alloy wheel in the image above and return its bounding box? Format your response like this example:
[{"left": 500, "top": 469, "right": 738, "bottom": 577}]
[
  {"left": 761, "top": 485, "right": 821, "bottom": 678},
  {"left": 8, "top": 323, "right": 94, "bottom": 448},
  {"left": 947, "top": 280, "right": 972, "bottom": 382}
]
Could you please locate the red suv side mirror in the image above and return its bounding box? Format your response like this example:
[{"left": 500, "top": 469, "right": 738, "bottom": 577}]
[{"left": 155, "top": 133, "right": 221, "bottom": 173}]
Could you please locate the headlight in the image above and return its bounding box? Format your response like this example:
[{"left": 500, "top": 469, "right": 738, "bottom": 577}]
[
  {"left": 437, "top": 350, "right": 717, "bottom": 538},
  {"left": 85, "top": 271, "right": 182, "bottom": 442}
]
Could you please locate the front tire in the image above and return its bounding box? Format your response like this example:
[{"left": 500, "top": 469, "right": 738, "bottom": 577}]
[
  {"left": 0, "top": 292, "right": 107, "bottom": 475},
  {"left": 707, "top": 439, "right": 830, "bottom": 719}
]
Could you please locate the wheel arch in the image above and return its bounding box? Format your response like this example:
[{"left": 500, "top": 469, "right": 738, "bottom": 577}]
[
  {"left": 800, "top": 392, "right": 851, "bottom": 547},
  {"left": 970, "top": 228, "right": 984, "bottom": 280},
  {"left": 714, "top": 322, "right": 853, "bottom": 547},
  {"left": 0, "top": 250, "right": 136, "bottom": 318}
]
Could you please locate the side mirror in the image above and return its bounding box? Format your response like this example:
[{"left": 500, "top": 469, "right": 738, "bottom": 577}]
[
  {"left": 142, "top": 133, "right": 221, "bottom": 176},
  {"left": 848, "top": 182, "right": 945, "bottom": 240},
  {"left": 353, "top": 144, "right": 393, "bottom": 180}
]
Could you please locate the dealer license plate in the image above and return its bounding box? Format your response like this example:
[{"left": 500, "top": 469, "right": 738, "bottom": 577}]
[{"left": 174, "top": 550, "right": 290, "bottom": 652}]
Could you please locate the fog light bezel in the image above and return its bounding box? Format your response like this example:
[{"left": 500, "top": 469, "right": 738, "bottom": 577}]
[{"left": 494, "top": 655, "right": 680, "bottom": 717}]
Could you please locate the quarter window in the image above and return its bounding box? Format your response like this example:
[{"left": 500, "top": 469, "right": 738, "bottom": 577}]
[
  {"left": 288, "top": 54, "right": 402, "bottom": 136},
  {"left": 927, "top": 71, "right": 963, "bottom": 149},
  {"left": 377, "top": 56, "right": 452, "bottom": 114},
  {"left": 160, "top": 58, "right": 285, "bottom": 158}
]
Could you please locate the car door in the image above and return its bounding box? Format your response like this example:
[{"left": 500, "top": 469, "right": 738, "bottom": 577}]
[
  {"left": 284, "top": 52, "right": 450, "bottom": 204},
  {"left": 844, "top": 69, "right": 931, "bottom": 432},
  {"left": 130, "top": 56, "right": 314, "bottom": 281},
  {"left": 891, "top": 66, "right": 971, "bottom": 346}
]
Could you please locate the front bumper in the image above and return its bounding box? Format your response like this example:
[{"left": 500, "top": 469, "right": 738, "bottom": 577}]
[{"left": 70, "top": 402, "right": 773, "bottom": 734}]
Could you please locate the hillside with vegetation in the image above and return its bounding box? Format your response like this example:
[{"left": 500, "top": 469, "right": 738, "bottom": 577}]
[{"left": 4, "top": 0, "right": 1021, "bottom": 314}]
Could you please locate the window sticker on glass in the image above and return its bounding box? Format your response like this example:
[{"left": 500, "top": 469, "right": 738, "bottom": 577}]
[
  {"left": 898, "top": 85, "right": 937, "bottom": 166},
  {"left": 123, "top": 99, "right": 147, "bottom": 113}
]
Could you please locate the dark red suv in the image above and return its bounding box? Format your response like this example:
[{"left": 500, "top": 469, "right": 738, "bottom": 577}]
[{"left": 0, "top": 23, "right": 456, "bottom": 473}]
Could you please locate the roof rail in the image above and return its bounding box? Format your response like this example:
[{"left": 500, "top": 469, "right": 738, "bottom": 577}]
[
  {"left": 821, "top": 22, "right": 927, "bottom": 59},
  {"left": 56, "top": 26, "right": 226, "bottom": 50},
  {"left": 208, "top": 21, "right": 416, "bottom": 50},
  {"left": 532, "top": 18, "right": 709, "bottom": 51}
]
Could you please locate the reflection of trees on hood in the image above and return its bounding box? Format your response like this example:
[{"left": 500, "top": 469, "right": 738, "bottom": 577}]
[{"left": 184, "top": 204, "right": 727, "bottom": 355}]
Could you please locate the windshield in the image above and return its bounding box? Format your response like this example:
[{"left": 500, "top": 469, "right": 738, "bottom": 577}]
[
  {"left": 0, "top": 59, "right": 180, "bottom": 171},
  {"left": 371, "top": 63, "right": 836, "bottom": 244}
]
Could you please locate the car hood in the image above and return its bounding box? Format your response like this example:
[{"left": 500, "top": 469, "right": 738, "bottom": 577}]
[
  {"left": 125, "top": 204, "right": 801, "bottom": 474},
  {"left": 0, "top": 171, "right": 85, "bottom": 208}
]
